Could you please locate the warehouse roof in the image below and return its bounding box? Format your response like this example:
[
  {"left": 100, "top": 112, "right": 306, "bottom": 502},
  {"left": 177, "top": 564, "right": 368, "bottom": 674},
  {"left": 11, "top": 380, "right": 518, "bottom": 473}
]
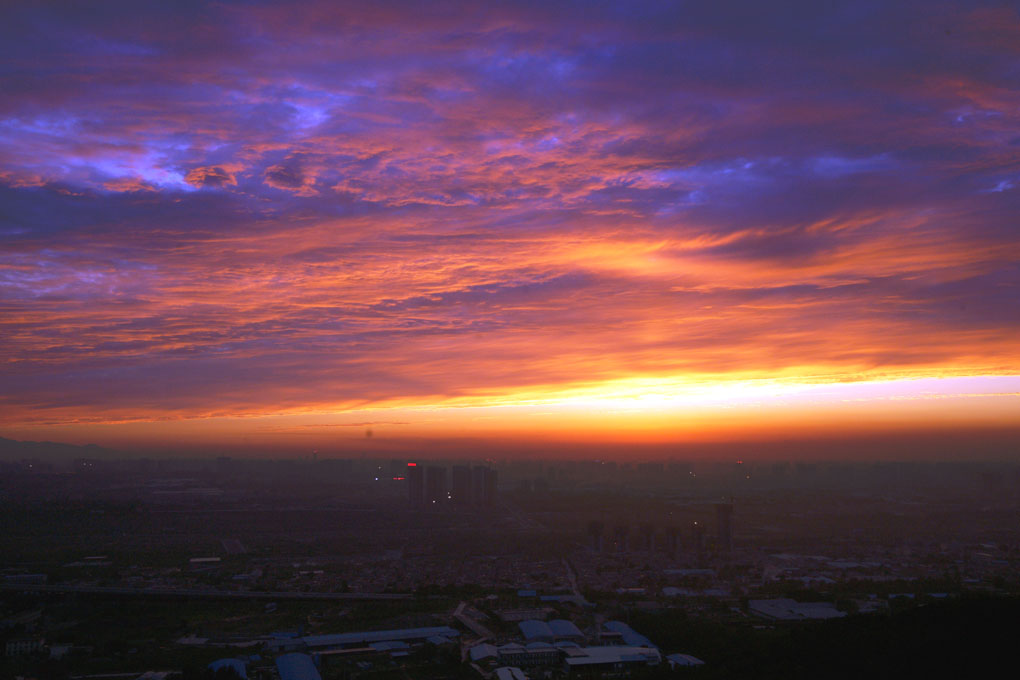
[
  {"left": 548, "top": 619, "right": 584, "bottom": 638},
  {"left": 302, "top": 626, "right": 460, "bottom": 649},
  {"left": 519, "top": 619, "right": 553, "bottom": 641},
  {"left": 276, "top": 653, "right": 321, "bottom": 680}
]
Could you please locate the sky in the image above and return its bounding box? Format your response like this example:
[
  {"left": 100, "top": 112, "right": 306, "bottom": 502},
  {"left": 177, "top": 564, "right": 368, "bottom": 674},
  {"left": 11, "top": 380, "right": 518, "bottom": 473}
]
[{"left": 1, "top": 1, "right": 1018, "bottom": 456}]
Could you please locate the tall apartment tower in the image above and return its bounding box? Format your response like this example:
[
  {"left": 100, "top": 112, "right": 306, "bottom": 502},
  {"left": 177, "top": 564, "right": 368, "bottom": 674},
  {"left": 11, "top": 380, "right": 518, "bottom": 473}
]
[
  {"left": 471, "top": 465, "right": 498, "bottom": 506},
  {"left": 715, "top": 502, "right": 734, "bottom": 551},
  {"left": 639, "top": 523, "right": 655, "bottom": 551},
  {"left": 613, "top": 525, "right": 630, "bottom": 553},
  {"left": 484, "top": 467, "right": 498, "bottom": 505},
  {"left": 665, "top": 525, "right": 681, "bottom": 557},
  {"left": 407, "top": 463, "right": 423, "bottom": 509},
  {"left": 691, "top": 521, "right": 705, "bottom": 555},
  {"left": 588, "top": 520, "right": 605, "bottom": 552},
  {"left": 451, "top": 465, "right": 472, "bottom": 506},
  {"left": 425, "top": 465, "right": 447, "bottom": 507}
]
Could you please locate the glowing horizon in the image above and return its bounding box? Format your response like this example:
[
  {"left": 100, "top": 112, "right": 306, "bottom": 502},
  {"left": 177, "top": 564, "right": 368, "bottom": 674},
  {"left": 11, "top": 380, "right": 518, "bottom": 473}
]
[{"left": 2, "top": 2, "right": 1019, "bottom": 454}]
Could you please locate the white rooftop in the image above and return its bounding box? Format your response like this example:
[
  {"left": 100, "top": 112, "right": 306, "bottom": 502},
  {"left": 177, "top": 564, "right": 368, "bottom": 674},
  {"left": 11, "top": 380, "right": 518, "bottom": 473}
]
[{"left": 562, "top": 646, "right": 661, "bottom": 667}]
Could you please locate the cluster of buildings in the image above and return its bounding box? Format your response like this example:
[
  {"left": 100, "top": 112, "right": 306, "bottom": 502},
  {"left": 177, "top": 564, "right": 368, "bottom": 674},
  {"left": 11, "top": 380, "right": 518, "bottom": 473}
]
[
  {"left": 203, "top": 627, "right": 464, "bottom": 680},
  {"left": 406, "top": 463, "right": 497, "bottom": 509},
  {"left": 587, "top": 502, "right": 733, "bottom": 555},
  {"left": 468, "top": 619, "right": 701, "bottom": 678},
  {"left": 200, "top": 616, "right": 701, "bottom": 679}
]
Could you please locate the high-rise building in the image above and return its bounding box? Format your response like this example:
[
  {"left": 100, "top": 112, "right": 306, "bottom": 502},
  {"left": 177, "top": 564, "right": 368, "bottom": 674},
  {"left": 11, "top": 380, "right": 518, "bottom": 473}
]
[
  {"left": 588, "top": 520, "right": 605, "bottom": 552},
  {"left": 425, "top": 465, "right": 447, "bottom": 507},
  {"left": 665, "top": 526, "right": 681, "bottom": 556},
  {"left": 691, "top": 521, "right": 705, "bottom": 554},
  {"left": 451, "top": 465, "right": 472, "bottom": 506},
  {"left": 484, "top": 467, "right": 497, "bottom": 505},
  {"left": 613, "top": 525, "right": 630, "bottom": 552},
  {"left": 471, "top": 465, "right": 498, "bottom": 506},
  {"left": 715, "top": 502, "right": 734, "bottom": 551},
  {"left": 388, "top": 459, "right": 404, "bottom": 479},
  {"left": 639, "top": 523, "right": 655, "bottom": 551},
  {"left": 407, "top": 463, "right": 423, "bottom": 509}
]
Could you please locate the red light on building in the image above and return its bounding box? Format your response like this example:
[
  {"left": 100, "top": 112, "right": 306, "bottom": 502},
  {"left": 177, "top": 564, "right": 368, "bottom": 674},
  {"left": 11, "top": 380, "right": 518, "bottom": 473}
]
[
  {"left": 407, "top": 462, "right": 417, "bottom": 467},
  {"left": 393, "top": 476, "right": 405, "bottom": 481}
]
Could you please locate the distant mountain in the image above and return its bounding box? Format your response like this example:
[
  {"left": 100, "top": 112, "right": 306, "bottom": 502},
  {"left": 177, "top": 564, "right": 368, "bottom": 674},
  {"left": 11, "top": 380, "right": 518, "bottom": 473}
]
[{"left": 0, "top": 436, "right": 112, "bottom": 461}]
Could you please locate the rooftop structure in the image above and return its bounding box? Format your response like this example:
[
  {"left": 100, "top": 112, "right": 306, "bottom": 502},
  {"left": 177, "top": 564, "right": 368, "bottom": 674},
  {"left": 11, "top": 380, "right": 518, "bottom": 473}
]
[
  {"left": 548, "top": 619, "right": 585, "bottom": 642},
  {"left": 562, "top": 646, "right": 661, "bottom": 671},
  {"left": 269, "top": 626, "right": 460, "bottom": 653},
  {"left": 519, "top": 619, "right": 554, "bottom": 642},
  {"left": 666, "top": 653, "right": 705, "bottom": 668},
  {"left": 470, "top": 643, "right": 499, "bottom": 662},
  {"left": 748, "top": 598, "right": 846, "bottom": 620},
  {"left": 276, "top": 653, "right": 322, "bottom": 680},
  {"left": 495, "top": 667, "right": 529, "bottom": 680},
  {"left": 498, "top": 642, "right": 561, "bottom": 667},
  {"left": 602, "top": 621, "right": 654, "bottom": 647}
]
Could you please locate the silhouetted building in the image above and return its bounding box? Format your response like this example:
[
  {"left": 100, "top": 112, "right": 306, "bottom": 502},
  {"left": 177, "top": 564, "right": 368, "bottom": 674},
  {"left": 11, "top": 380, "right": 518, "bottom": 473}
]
[
  {"left": 665, "top": 526, "right": 681, "bottom": 556},
  {"left": 472, "top": 465, "right": 497, "bottom": 506},
  {"left": 425, "top": 466, "right": 447, "bottom": 506},
  {"left": 691, "top": 521, "right": 705, "bottom": 554},
  {"left": 715, "top": 502, "right": 733, "bottom": 551},
  {"left": 472, "top": 466, "right": 487, "bottom": 503},
  {"left": 388, "top": 459, "right": 404, "bottom": 479},
  {"left": 487, "top": 467, "right": 498, "bottom": 501},
  {"left": 613, "top": 525, "right": 630, "bottom": 552},
  {"left": 588, "top": 520, "right": 605, "bottom": 552},
  {"left": 639, "top": 523, "right": 655, "bottom": 551},
  {"left": 407, "top": 463, "right": 423, "bottom": 508},
  {"left": 451, "top": 465, "right": 472, "bottom": 506}
]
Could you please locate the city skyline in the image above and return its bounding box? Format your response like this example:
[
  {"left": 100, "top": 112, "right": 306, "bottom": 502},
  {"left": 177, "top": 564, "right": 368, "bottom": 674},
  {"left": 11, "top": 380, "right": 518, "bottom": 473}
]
[{"left": 2, "top": 1, "right": 1019, "bottom": 453}]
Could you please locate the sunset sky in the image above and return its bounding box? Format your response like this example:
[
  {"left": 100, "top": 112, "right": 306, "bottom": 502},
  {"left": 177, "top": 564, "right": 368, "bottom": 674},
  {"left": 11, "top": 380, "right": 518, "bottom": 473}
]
[{"left": 1, "top": 1, "right": 1018, "bottom": 455}]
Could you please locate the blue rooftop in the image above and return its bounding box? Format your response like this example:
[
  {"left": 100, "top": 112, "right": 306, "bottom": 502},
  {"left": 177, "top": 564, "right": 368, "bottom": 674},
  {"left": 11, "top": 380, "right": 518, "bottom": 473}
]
[
  {"left": 276, "top": 653, "right": 321, "bottom": 680},
  {"left": 549, "top": 619, "right": 584, "bottom": 638},
  {"left": 519, "top": 619, "right": 553, "bottom": 640}
]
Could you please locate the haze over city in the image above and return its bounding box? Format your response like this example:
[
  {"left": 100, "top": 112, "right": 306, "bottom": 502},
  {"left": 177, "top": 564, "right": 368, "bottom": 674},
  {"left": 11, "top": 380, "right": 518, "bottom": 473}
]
[{"left": 1, "top": 0, "right": 1018, "bottom": 456}]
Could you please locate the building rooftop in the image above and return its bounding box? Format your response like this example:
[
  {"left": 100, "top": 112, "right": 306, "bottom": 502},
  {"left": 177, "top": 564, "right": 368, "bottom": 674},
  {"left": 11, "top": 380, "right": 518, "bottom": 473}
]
[
  {"left": 748, "top": 598, "right": 846, "bottom": 621},
  {"left": 548, "top": 619, "right": 584, "bottom": 638},
  {"left": 276, "top": 653, "right": 322, "bottom": 680},
  {"left": 519, "top": 619, "right": 554, "bottom": 641},
  {"left": 562, "top": 646, "right": 661, "bottom": 667},
  {"left": 603, "top": 621, "right": 654, "bottom": 647},
  {"left": 470, "top": 643, "right": 498, "bottom": 661},
  {"left": 495, "top": 667, "right": 529, "bottom": 680},
  {"left": 666, "top": 653, "right": 705, "bottom": 667},
  {"left": 301, "top": 626, "right": 460, "bottom": 649}
]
